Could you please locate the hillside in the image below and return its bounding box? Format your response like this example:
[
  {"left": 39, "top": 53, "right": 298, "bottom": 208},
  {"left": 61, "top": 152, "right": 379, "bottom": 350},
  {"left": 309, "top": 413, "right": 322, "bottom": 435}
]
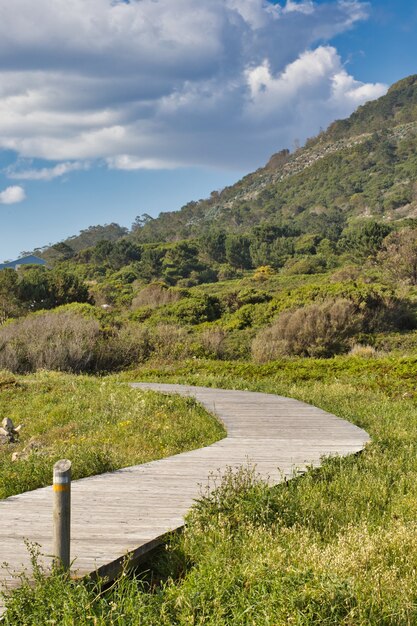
[
  {"left": 129, "top": 74, "right": 417, "bottom": 243},
  {"left": 34, "top": 74, "right": 417, "bottom": 259}
]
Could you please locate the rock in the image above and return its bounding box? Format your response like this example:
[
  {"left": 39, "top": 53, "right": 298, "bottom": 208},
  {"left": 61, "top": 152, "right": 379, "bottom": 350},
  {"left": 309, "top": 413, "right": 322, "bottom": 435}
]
[
  {"left": 0, "top": 417, "right": 23, "bottom": 444},
  {"left": 11, "top": 438, "right": 44, "bottom": 462}
]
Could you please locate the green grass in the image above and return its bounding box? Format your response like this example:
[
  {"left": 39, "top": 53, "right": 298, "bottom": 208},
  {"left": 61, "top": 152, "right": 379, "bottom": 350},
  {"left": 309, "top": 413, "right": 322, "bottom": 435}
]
[
  {"left": 0, "top": 370, "right": 225, "bottom": 499},
  {"left": 4, "top": 356, "right": 417, "bottom": 624}
]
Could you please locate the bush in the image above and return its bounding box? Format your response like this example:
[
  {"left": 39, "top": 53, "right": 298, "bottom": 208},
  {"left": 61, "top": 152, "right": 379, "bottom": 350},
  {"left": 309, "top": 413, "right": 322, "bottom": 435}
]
[
  {"left": 349, "top": 344, "right": 380, "bottom": 358},
  {"left": 283, "top": 256, "right": 327, "bottom": 276},
  {"left": 163, "top": 295, "right": 222, "bottom": 325},
  {"left": 98, "top": 324, "right": 151, "bottom": 369},
  {"left": 198, "top": 328, "right": 228, "bottom": 359},
  {"left": 0, "top": 312, "right": 151, "bottom": 373},
  {"left": 217, "top": 264, "right": 242, "bottom": 281},
  {"left": 131, "top": 283, "right": 183, "bottom": 310},
  {"left": 0, "top": 312, "right": 100, "bottom": 373},
  {"left": 252, "top": 299, "right": 361, "bottom": 360},
  {"left": 330, "top": 265, "right": 361, "bottom": 282},
  {"left": 150, "top": 324, "right": 192, "bottom": 360}
]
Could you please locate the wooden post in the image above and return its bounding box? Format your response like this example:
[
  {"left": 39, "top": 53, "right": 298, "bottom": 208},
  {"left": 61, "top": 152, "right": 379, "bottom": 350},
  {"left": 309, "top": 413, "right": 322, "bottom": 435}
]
[{"left": 53, "top": 459, "right": 71, "bottom": 570}]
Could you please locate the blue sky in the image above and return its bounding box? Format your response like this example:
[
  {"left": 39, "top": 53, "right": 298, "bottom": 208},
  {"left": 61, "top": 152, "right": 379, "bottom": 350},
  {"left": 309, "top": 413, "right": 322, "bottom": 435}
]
[{"left": 0, "top": 0, "right": 416, "bottom": 261}]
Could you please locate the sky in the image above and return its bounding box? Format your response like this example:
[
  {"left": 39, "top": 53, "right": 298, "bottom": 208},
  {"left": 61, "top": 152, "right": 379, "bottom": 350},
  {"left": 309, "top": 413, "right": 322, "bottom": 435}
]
[{"left": 0, "top": 0, "right": 416, "bottom": 261}]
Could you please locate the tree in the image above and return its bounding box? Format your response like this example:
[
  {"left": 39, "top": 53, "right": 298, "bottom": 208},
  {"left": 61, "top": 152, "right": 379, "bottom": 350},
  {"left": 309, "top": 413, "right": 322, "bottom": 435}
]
[
  {"left": 199, "top": 231, "right": 226, "bottom": 263},
  {"left": 0, "top": 269, "right": 20, "bottom": 322},
  {"left": 340, "top": 220, "right": 392, "bottom": 259},
  {"left": 108, "top": 240, "right": 142, "bottom": 270},
  {"left": 162, "top": 242, "right": 204, "bottom": 284},
  {"left": 49, "top": 270, "right": 90, "bottom": 306},
  {"left": 138, "top": 248, "right": 165, "bottom": 281},
  {"left": 41, "top": 242, "right": 75, "bottom": 265},
  {"left": 16, "top": 267, "right": 90, "bottom": 310},
  {"left": 92, "top": 240, "right": 115, "bottom": 264},
  {"left": 131, "top": 213, "right": 154, "bottom": 231},
  {"left": 225, "top": 235, "right": 252, "bottom": 269},
  {"left": 18, "top": 267, "right": 51, "bottom": 310}
]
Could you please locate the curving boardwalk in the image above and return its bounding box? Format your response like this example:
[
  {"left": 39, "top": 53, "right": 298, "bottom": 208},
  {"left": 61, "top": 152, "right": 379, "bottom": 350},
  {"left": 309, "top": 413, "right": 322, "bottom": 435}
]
[{"left": 0, "top": 384, "right": 369, "bottom": 612}]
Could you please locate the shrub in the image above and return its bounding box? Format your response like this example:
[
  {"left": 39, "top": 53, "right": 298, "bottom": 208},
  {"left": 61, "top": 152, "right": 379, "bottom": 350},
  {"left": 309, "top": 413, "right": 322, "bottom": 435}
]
[
  {"left": 198, "top": 328, "right": 228, "bottom": 359},
  {"left": 330, "top": 265, "right": 361, "bottom": 282},
  {"left": 283, "top": 256, "right": 326, "bottom": 275},
  {"left": 237, "top": 288, "right": 272, "bottom": 306},
  {"left": 150, "top": 324, "right": 192, "bottom": 360},
  {"left": 349, "top": 344, "right": 380, "bottom": 358},
  {"left": 377, "top": 227, "right": 417, "bottom": 284},
  {"left": 131, "top": 283, "right": 183, "bottom": 310},
  {"left": 0, "top": 312, "right": 151, "bottom": 373},
  {"left": 97, "top": 324, "right": 151, "bottom": 369},
  {"left": 253, "top": 265, "right": 275, "bottom": 281},
  {"left": 0, "top": 312, "right": 100, "bottom": 373},
  {"left": 165, "top": 295, "right": 222, "bottom": 325},
  {"left": 252, "top": 299, "right": 361, "bottom": 360},
  {"left": 217, "top": 264, "right": 242, "bottom": 281}
]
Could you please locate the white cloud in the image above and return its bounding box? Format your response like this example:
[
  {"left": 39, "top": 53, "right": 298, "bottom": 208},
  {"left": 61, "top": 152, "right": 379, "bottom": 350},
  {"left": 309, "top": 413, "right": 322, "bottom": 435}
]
[
  {"left": 244, "top": 46, "right": 386, "bottom": 122},
  {"left": 106, "top": 155, "right": 177, "bottom": 171},
  {"left": 283, "top": 1, "right": 315, "bottom": 15},
  {"left": 0, "top": 0, "right": 387, "bottom": 170},
  {"left": 6, "top": 160, "right": 90, "bottom": 181},
  {"left": 0, "top": 186, "right": 26, "bottom": 204}
]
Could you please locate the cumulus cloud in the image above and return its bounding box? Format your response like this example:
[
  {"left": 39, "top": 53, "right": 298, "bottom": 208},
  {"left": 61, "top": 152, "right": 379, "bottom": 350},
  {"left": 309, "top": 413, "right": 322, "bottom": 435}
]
[
  {"left": 0, "top": 0, "right": 386, "bottom": 171},
  {"left": 0, "top": 186, "right": 26, "bottom": 204}
]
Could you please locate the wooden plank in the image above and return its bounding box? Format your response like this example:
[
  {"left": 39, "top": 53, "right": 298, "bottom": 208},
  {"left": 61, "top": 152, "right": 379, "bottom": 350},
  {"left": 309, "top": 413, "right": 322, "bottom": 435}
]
[{"left": 0, "top": 383, "right": 370, "bottom": 616}]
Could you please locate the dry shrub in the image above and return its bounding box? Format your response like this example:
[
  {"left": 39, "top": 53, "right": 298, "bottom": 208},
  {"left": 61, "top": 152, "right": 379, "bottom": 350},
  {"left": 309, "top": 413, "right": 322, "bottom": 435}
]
[
  {"left": 132, "top": 283, "right": 181, "bottom": 310},
  {"left": 0, "top": 313, "right": 152, "bottom": 373},
  {"left": 0, "top": 312, "right": 100, "bottom": 373},
  {"left": 330, "top": 265, "right": 361, "bottom": 282},
  {"left": 252, "top": 299, "right": 361, "bottom": 361},
  {"left": 349, "top": 344, "right": 379, "bottom": 358},
  {"left": 150, "top": 324, "right": 192, "bottom": 360},
  {"left": 199, "top": 328, "right": 228, "bottom": 358},
  {"left": 98, "top": 324, "right": 151, "bottom": 370}
]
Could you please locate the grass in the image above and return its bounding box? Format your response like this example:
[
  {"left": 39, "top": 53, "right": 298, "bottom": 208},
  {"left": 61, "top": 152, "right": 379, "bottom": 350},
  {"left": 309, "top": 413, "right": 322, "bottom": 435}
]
[
  {"left": 4, "top": 356, "right": 417, "bottom": 624},
  {"left": 0, "top": 370, "right": 225, "bottom": 499}
]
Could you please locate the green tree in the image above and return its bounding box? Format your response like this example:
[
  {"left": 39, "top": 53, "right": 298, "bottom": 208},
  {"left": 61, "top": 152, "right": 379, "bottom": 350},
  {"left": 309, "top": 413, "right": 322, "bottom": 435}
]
[
  {"left": 0, "top": 269, "right": 21, "bottom": 321},
  {"left": 138, "top": 248, "right": 165, "bottom": 281},
  {"left": 17, "top": 267, "right": 51, "bottom": 310},
  {"left": 199, "top": 231, "right": 226, "bottom": 263},
  {"left": 225, "top": 235, "right": 252, "bottom": 269},
  {"left": 162, "top": 242, "right": 204, "bottom": 285},
  {"left": 48, "top": 270, "right": 90, "bottom": 306},
  {"left": 340, "top": 220, "right": 392, "bottom": 259}
]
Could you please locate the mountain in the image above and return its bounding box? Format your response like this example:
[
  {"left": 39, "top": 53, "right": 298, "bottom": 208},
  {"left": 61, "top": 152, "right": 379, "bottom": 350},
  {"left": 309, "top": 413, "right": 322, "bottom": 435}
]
[
  {"left": 129, "top": 74, "right": 417, "bottom": 243},
  {"left": 35, "top": 74, "right": 417, "bottom": 258}
]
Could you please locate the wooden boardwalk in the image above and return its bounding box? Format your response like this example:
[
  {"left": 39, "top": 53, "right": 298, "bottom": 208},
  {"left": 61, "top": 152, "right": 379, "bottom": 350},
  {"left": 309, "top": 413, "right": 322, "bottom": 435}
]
[{"left": 0, "top": 383, "right": 369, "bottom": 612}]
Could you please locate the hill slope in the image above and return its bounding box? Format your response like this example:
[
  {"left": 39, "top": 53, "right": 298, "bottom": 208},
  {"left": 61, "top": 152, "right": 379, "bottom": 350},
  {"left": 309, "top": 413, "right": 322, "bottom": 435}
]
[{"left": 129, "top": 74, "right": 417, "bottom": 243}]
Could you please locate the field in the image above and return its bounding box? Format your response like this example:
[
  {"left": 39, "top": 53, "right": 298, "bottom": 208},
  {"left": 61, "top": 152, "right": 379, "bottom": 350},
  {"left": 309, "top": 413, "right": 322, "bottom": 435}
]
[{"left": 3, "top": 356, "right": 417, "bottom": 624}]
